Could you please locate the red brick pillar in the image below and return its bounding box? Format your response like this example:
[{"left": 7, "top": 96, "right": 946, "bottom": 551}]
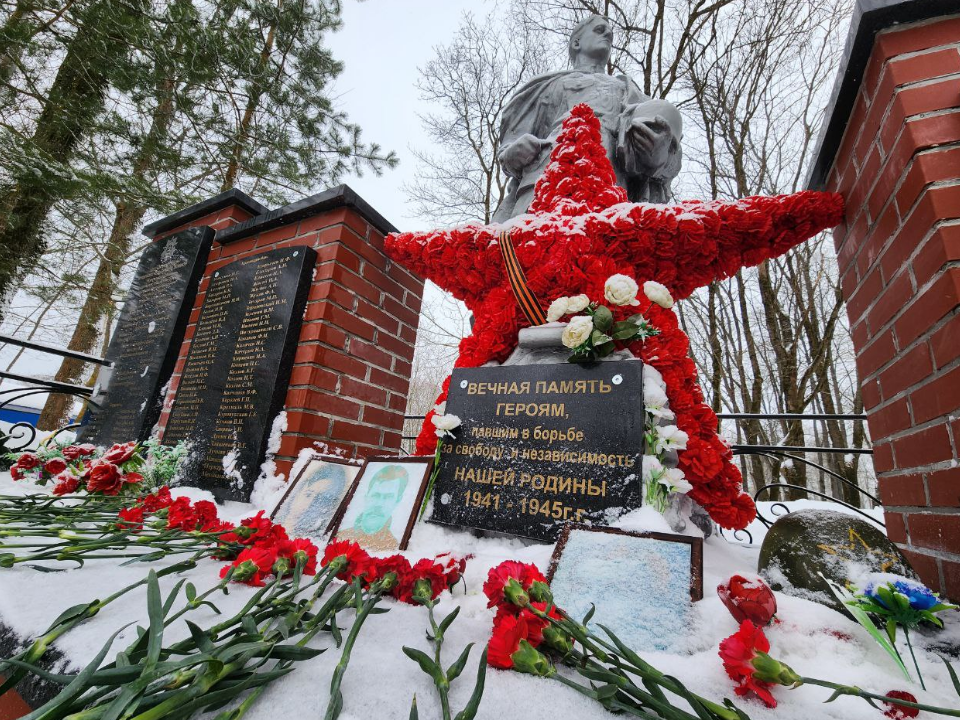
[
  {"left": 145, "top": 186, "right": 423, "bottom": 483},
  {"left": 810, "top": 2, "right": 960, "bottom": 599}
]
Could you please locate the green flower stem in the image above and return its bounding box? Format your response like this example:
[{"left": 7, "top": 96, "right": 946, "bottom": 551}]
[
  {"left": 418, "top": 441, "right": 443, "bottom": 521},
  {"left": 902, "top": 627, "right": 926, "bottom": 691},
  {"left": 799, "top": 677, "right": 960, "bottom": 716},
  {"left": 427, "top": 602, "right": 452, "bottom": 720}
]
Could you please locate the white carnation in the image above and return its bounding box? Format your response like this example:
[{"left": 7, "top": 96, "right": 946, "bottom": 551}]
[
  {"left": 566, "top": 294, "right": 591, "bottom": 313},
  {"left": 604, "top": 274, "right": 640, "bottom": 307},
  {"left": 641, "top": 455, "right": 665, "bottom": 483},
  {"left": 643, "top": 280, "right": 674, "bottom": 308},
  {"left": 561, "top": 315, "right": 593, "bottom": 348},
  {"left": 643, "top": 382, "right": 674, "bottom": 421},
  {"left": 660, "top": 468, "right": 692, "bottom": 494},
  {"left": 653, "top": 425, "right": 688, "bottom": 454},
  {"left": 431, "top": 413, "right": 461, "bottom": 438},
  {"left": 546, "top": 297, "right": 570, "bottom": 323}
]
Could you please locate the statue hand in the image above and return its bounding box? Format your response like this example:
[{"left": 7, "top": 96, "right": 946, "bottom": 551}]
[
  {"left": 628, "top": 116, "right": 673, "bottom": 170},
  {"left": 500, "top": 134, "right": 552, "bottom": 175}
]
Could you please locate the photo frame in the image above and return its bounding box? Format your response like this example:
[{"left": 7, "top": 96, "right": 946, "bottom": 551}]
[
  {"left": 326, "top": 456, "right": 434, "bottom": 552},
  {"left": 270, "top": 454, "right": 363, "bottom": 538},
  {"left": 547, "top": 525, "right": 703, "bottom": 653}
]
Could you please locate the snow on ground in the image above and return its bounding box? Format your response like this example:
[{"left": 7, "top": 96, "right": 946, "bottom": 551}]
[{"left": 0, "top": 472, "right": 957, "bottom": 720}]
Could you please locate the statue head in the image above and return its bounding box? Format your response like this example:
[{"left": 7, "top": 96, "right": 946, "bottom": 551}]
[{"left": 568, "top": 14, "right": 613, "bottom": 69}]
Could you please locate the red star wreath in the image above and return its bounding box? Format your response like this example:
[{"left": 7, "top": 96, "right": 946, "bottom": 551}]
[{"left": 385, "top": 103, "right": 843, "bottom": 530}]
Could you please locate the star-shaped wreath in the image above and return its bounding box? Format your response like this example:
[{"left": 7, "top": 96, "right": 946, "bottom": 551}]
[{"left": 385, "top": 104, "right": 843, "bottom": 530}]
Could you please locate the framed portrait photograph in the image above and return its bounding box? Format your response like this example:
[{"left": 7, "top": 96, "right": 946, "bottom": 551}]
[
  {"left": 270, "top": 454, "right": 363, "bottom": 538},
  {"left": 547, "top": 525, "right": 703, "bottom": 653},
  {"left": 327, "top": 456, "right": 434, "bottom": 552}
]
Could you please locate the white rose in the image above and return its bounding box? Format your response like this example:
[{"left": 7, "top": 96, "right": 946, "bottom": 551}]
[
  {"left": 604, "top": 274, "right": 640, "bottom": 307},
  {"left": 660, "top": 468, "right": 692, "bottom": 494},
  {"left": 561, "top": 315, "right": 594, "bottom": 349},
  {"left": 641, "top": 455, "right": 665, "bottom": 483},
  {"left": 566, "top": 294, "right": 591, "bottom": 313},
  {"left": 546, "top": 296, "right": 571, "bottom": 323},
  {"left": 431, "top": 413, "right": 461, "bottom": 438},
  {"left": 653, "top": 425, "right": 688, "bottom": 454},
  {"left": 643, "top": 280, "right": 674, "bottom": 309}
]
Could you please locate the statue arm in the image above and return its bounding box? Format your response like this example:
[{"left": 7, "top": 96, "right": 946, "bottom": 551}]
[{"left": 617, "top": 100, "right": 683, "bottom": 182}]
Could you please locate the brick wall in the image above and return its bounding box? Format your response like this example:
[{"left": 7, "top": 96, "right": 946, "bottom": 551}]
[
  {"left": 826, "top": 14, "right": 960, "bottom": 599},
  {"left": 148, "top": 189, "right": 423, "bottom": 483}
]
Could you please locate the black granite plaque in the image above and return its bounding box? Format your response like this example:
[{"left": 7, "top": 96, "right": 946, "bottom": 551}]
[
  {"left": 79, "top": 228, "right": 214, "bottom": 445},
  {"left": 163, "top": 247, "right": 316, "bottom": 502},
  {"left": 430, "top": 362, "right": 645, "bottom": 541}
]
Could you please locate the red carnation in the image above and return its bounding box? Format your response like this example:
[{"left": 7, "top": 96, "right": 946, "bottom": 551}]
[
  {"left": 483, "top": 560, "right": 546, "bottom": 609},
  {"left": 404, "top": 558, "right": 449, "bottom": 605},
  {"left": 141, "top": 486, "right": 172, "bottom": 512},
  {"left": 321, "top": 539, "right": 370, "bottom": 582},
  {"left": 718, "top": 575, "right": 777, "bottom": 626},
  {"left": 85, "top": 461, "right": 123, "bottom": 495},
  {"left": 883, "top": 691, "right": 920, "bottom": 719},
  {"left": 52, "top": 474, "right": 80, "bottom": 496},
  {"left": 221, "top": 546, "right": 278, "bottom": 586},
  {"left": 488, "top": 612, "right": 535, "bottom": 669},
  {"left": 16, "top": 452, "right": 40, "bottom": 470},
  {"left": 167, "top": 497, "right": 198, "bottom": 531},
  {"left": 277, "top": 537, "right": 319, "bottom": 576},
  {"left": 43, "top": 458, "right": 67, "bottom": 476},
  {"left": 366, "top": 554, "right": 413, "bottom": 597},
  {"left": 718, "top": 621, "right": 778, "bottom": 708},
  {"left": 117, "top": 506, "right": 145, "bottom": 530},
  {"left": 434, "top": 552, "right": 469, "bottom": 588},
  {"left": 102, "top": 442, "right": 137, "bottom": 465},
  {"left": 193, "top": 500, "right": 219, "bottom": 530}
]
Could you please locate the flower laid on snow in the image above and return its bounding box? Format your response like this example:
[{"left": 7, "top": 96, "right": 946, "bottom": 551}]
[
  {"left": 560, "top": 314, "right": 593, "bottom": 348},
  {"left": 719, "top": 621, "right": 798, "bottom": 708},
  {"left": 604, "top": 273, "right": 641, "bottom": 306},
  {"left": 221, "top": 546, "right": 278, "bottom": 586},
  {"left": 717, "top": 575, "right": 778, "bottom": 626},
  {"left": 430, "top": 412, "right": 461, "bottom": 438},
  {"left": 51, "top": 473, "right": 80, "bottom": 496},
  {"left": 883, "top": 691, "right": 920, "bottom": 719},
  {"left": 482, "top": 559, "right": 548, "bottom": 609},
  {"left": 643, "top": 280, "right": 674, "bottom": 308}
]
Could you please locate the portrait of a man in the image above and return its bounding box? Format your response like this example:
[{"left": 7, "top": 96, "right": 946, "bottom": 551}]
[
  {"left": 271, "top": 458, "right": 360, "bottom": 538},
  {"left": 336, "top": 463, "right": 413, "bottom": 551}
]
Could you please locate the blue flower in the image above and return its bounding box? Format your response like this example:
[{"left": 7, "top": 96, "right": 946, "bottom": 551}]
[{"left": 892, "top": 580, "right": 939, "bottom": 611}]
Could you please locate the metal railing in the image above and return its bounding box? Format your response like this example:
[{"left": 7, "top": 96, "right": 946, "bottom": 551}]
[{"left": 0, "top": 333, "right": 111, "bottom": 453}]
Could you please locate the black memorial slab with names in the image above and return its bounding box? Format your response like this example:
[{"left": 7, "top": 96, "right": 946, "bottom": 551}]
[
  {"left": 79, "top": 227, "right": 214, "bottom": 446},
  {"left": 431, "top": 362, "right": 645, "bottom": 541},
  {"left": 163, "top": 247, "right": 316, "bottom": 502}
]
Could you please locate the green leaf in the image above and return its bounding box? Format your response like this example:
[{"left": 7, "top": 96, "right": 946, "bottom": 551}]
[
  {"left": 592, "top": 305, "right": 614, "bottom": 333},
  {"left": 185, "top": 583, "right": 197, "bottom": 603},
  {"left": 163, "top": 578, "right": 187, "bottom": 616},
  {"left": 269, "top": 645, "right": 326, "bottom": 660},
  {"left": 409, "top": 696, "right": 419, "bottom": 720},
  {"left": 453, "top": 647, "right": 487, "bottom": 720},
  {"left": 942, "top": 655, "right": 960, "bottom": 697},
  {"left": 403, "top": 646, "right": 444, "bottom": 685},
  {"left": 595, "top": 683, "right": 619, "bottom": 700},
  {"left": 596, "top": 341, "right": 616, "bottom": 358},
  {"left": 186, "top": 620, "right": 215, "bottom": 653},
  {"left": 591, "top": 330, "right": 613, "bottom": 346},
  {"left": 581, "top": 605, "right": 596, "bottom": 626},
  {"left": 439, "top": 606, "right": 461, "bottom": 635},
  {"left": 885, "top": 618, "right": 897, "bottom": 644},
  {"left": 446, "top": 643, "right": 473, "bottom": 683},
  {"left": 611, "top": 321, "right": 640, "bottom": 340}
]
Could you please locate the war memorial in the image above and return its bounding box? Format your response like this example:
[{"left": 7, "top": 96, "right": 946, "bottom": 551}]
[{"left": 0, "top": 1, "right": 959, "bottom": 719}]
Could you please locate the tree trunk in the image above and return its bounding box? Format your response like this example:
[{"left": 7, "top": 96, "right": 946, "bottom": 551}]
[{"left": 0, "top": 0, "right": 142, "bottom": 312}]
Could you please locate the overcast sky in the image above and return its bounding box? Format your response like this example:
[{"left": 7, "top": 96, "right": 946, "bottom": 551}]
[{"left": 325, "top": 0, "right": 489, "bottom": 233}]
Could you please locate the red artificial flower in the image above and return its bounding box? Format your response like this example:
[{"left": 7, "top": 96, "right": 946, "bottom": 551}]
[
  {"left": 141, "top": 486, "right": 172, "bottom": 512},
  {"left": 883, "top": 691, "right": 919, "bottom": 719},
  {"left": 220, "top": 545, "right": 278, "bottom": 586},
  {"left": 718, "top": 621, "right": 778, "bottom": 708},
  {"left": 102, "top": 442, "right": 137, "bottom": 465},
  {"left": 16, "top": 452, "right": 40, "bottom": 470},
  {"left": 117, "top": 506, "right": 145, "bottom": 530},
  {"left": 718, "top": 575, "right": 777, "bottom": 626},
  {"left": 277, "top": 537, "right": 319, "bottom": 575},
  {"left": 483, "top": 561, "right": 546, "bottom": 609},
  {"left": 123, "top": 472, "right": 143, "bottom": 487},
  {"left": 321, "top": 540, "right": 370, "bottom": 582},
  {"left": 85, "top": 461, "right": 123, "bottom": 495},
  {"left": 61, "top": 445, "right": 83, "bottom": 461},
  {"left": 488, "top": 612, "right": 536, "bottom": 669},
  {"left": 10, "top": 465, "right": 22, "bottom": 481},
  {"left": 43, "top": 458, "right": 67, "bottom": 476},
  {"left": 52, "top": 474, "right": 80, "bottom": 496},
  {"left": 167, "top": 497, "right": 198, "bottom": 531}
]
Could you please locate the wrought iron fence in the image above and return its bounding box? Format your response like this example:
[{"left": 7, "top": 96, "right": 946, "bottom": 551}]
[{"left": 0, "top": 334, "right": 111, "bottom": 453}]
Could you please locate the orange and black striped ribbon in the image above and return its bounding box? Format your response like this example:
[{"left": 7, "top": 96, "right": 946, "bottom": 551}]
[{"left": 498, "top": 230, "right": 547, "bottom": 326}]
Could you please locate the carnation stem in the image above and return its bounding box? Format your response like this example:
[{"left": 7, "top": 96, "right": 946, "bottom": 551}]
[
  {"left": 799, "top": 677, "right": 959, "bottom": 716},
  {"left": 325, "top": 583, "right": 385, "bottom": 720}
]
